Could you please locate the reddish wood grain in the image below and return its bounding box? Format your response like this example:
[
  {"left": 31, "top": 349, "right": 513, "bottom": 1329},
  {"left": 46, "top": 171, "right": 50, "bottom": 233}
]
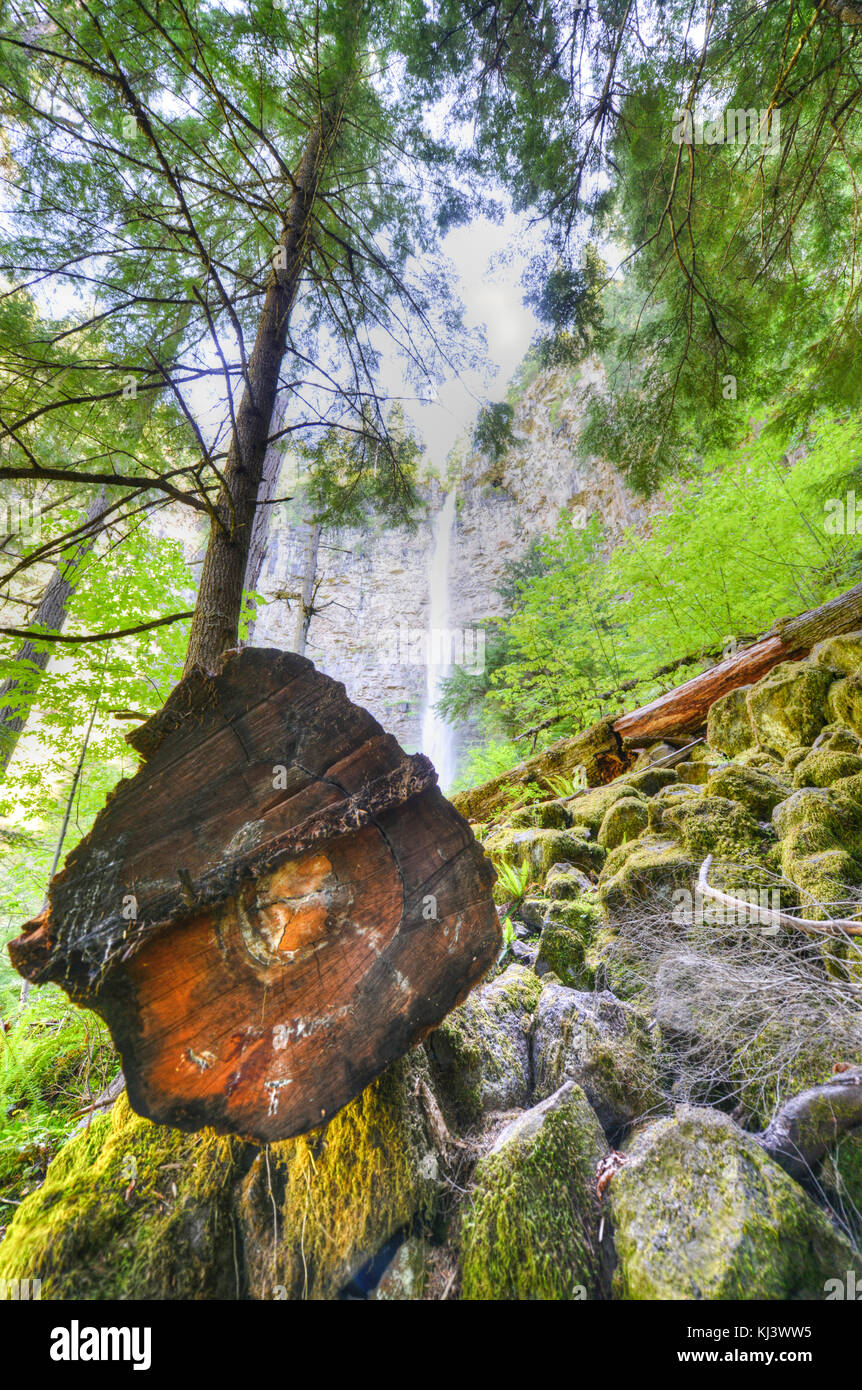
[{"left": 8, "top": 648, "right": 499, "bottom": 1141}]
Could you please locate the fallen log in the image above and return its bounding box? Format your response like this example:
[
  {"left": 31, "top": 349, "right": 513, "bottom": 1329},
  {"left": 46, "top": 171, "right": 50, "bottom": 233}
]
[
  {"left": 614, "top": 579, "right": 862, "bottom": 744},
  {"left": 455, "top": 581, "right": 862, "bottom": 821},
  {"left": 8, "top": 648, "right": 499, "bottom": 1143}
]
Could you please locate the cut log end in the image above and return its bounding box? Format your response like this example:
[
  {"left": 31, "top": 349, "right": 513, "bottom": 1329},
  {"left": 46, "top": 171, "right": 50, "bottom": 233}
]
[{"left": 8, "top": 649, "right": 500, "bottom": 1143}]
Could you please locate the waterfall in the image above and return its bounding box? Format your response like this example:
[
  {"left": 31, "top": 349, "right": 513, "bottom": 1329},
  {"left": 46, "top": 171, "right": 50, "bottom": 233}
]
[{"left": 421, "top": 489, "right": 457, "bottom": 791}]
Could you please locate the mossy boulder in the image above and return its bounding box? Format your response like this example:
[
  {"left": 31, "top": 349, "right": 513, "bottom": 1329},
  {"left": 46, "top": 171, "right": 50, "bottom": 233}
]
[
  {"left": 707, "top": 685, "right": 755, "bottom": 758},
  {"left": 0, "top": 1092, "right": 246, "bottom": 1299},
  {"left": 706, "top": 763, "right": 791, "bottom": 820},
  {"left": 619, "top": 767, "right": 679, "bottom": 797},
  {"left": 745, "top": 661, "right": 832, "bottom": 755},
  {"left": 425, "top": 964, "right": 542, "bottom": 1125},
  {"left": 239, "top": 1052, "right": 441, "bottom": 1300},
  {"left": 791, "top": 749, "right": 862, "bottom": 789},
  {"left": 820, "top": 1131, "right": 862, "bottom": 1224},
  {"left": 633, "top": 742, "right": 678, "bottom": 769},
  {"left": 507, "top": 800, "right": 572, "bottom": 830},
  {"left": 772, "top": 786, "right": 862, "bottom": 919},
  {"left": 459, "top": 1081, "right": 613, "bottom": 1300},
  {"left": 516, "top": 896, "right": 553, "bottom": 929},
  {"left": 827, "top": 674, "right": 862, "bottom": 737},
  {"left": 488, "top": 826, "right": 604, "bottom": 880},
  {"left": 532, "top": 982, "right": 664, "bottom": 1139},
  {"left": 662, "top": 795, "right": 765, "bottom": 865},
  {"left": 544, "top": 863, "right": 593, "bottom": 899},
  {"left": 597, "top": 836, "right": 697, "bottom": 917},
  {"left": 534, "top": 901, "right": 600, "bottom": 987},
  {"left": 568, "top": 783, "right": 647, "bottom": 835},
  {"left": 813, "top": 724, "right": 862, "bottom": 755},
  {"left": 609, "top": 1106, "right": 856, "bottom": 1299},
  {"left": 675, "top": 761, "right": 711, "bottom": 785},
  {"left": 597, "top": 796, "right": 650, "bottom": 850},
  {"left": 809, "top": 630, "right": 862, "bottom": 677}
]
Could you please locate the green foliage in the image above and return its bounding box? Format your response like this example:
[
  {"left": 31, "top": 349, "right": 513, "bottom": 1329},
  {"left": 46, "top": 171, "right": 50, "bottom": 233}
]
[
  {"left": 458, "top": 410, "right": 862, "bottom": 786},
  {"left": 0, "top": 989, "right": 118, "bottom": 1208},
  {"left": 494, "top": 860, "right": 532, "bottom": 905},
  {"left": 472, "top": 401, "right": 518, "bottom": 463}
]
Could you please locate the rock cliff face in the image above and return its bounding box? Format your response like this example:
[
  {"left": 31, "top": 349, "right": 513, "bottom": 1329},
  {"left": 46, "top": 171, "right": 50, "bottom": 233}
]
[{"left": 250, "top": 361, "right": 657, "bottom": 778}]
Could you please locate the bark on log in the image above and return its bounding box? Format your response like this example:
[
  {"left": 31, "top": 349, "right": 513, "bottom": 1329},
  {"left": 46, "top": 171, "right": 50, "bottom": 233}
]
[{"left": 7, "top": 648, "right": 499, "bottom": 1143}]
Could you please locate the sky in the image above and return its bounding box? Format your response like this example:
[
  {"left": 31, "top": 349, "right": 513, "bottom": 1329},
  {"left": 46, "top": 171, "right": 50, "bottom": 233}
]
[{"left": 386, "top": 208, "right": 541, "bottom": 472}]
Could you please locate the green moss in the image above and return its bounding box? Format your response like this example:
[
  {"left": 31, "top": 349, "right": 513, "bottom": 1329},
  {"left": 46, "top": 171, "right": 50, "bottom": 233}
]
[
  {"left": 706, "top": 763, "right": 791, "bottom": 819},
  {"left": 813, "top": 724, "right": 862, "bottom": 755},
  {"left": 707, "top": 685, "right": 755, "bottom": 758},
  {"left": 618, "top": 767, "right": 679, "bottom": 797},
  {"left": 675, "top": 761, "right": 711, "bottom": 785},
  {"left": 597, "top": 796, "right": 650, "bottom": 850},
  {"left": 610, "top": 1106, "right": 856, "bottom": 1299},
  {"left": 238, "top": 1053, "right": 440, "bottom": 1301},
  {"left": 535, "top": 903, "right": 599, "bottom": 987},
  {"left": 507, "top": 800, "right": 571, "bottom": 830},
  {"left": 792, "top": 749, "right": 862, "bottom": 788},
  {"left": 568, "top": 783, "right": 646, "bottom": 834},
  {"left": 0, "top": 1092, "right": 245, "bottom": 1299},
  {"left": 829, "top": 675, "right": 862, "bottom": 737},
  {"left": 426, "top": 964, "right": 542, "bottom": 1125},
  {"left": 662, "top": 795, "right": 765, "bottom": 865},
  {"left": 459, "top": 1082, "right": 611, "bottom": 1300},
  {"left": 809, "top": 630, "right": 862, "bottom": 677},
  {"left": 746, "top": 661, "right": 832, "bottom": 755},
  {"left": 486, "top": 826, "right": 604, "bottom": 880},
  {"left": 544, "top": 864, "right": 592, "bottom": 900},
  {"left": 597, "top": 836, "right": 697, "bottom": 917}
]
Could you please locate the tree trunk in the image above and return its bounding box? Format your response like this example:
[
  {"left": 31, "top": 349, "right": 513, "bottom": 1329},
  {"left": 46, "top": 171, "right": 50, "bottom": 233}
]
[
  {"left": 183, "top": 113, "right": 339, "bottom": 676},
  {"left": 294, "top": 519, "right": 323, "bottom": 656},
  {"left": 0, "top": 303, "right": 193, "bottom": 780},
  {"left": 0, "top": 489, "right": 109, "bottom": 779},
  {"left": 243, "top": 436, "right": 284, "bottom": 644}
]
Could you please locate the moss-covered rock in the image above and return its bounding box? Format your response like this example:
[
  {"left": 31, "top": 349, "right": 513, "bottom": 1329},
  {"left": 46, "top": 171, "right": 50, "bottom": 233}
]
[
  {"left": 532, "top": 982, "right": 664, "bottom": 1138},
  {"left": 534, "top": 901, "right": 600, "bottom": 987},
  {"left": 813, "top": 724, "right": 862, "bottom": 755},
  {"left": 706, "top": 763, "right": 791, "bottom": 820},
  {"left": 487, "top": 826, "right": 604, "bottom": 879},
  {"left": 516, "top": 896, "right": 553, "bottom": 929},
  {"left": 597, "top": 836, "right": 697, "bottom": 917},
  {"left": 809, "top": 630, "right": 862, "bottom": 677},
  {"left": 239, "top": 1052, "right": 441, "bottom": 1300},
  {"left": 619, "top": 767, "right": 680, "bottom": 797},
  {"left": 745, "top": 661, "right": 832, "bottom": 755},
  {"left": 0, "top": 1092, "right": 246, "bottom": 1299},
  {"left": 597, "top": 795, "right": 650, "bottom": 850},
  {"left": 662, "top": 795, "right": 765, "bottom": 864},
  {"left": 791, "top": 749, "right": 862, "bottom": 789},
  {"left": 544, "top": 863, "right": 593, "bottom": 899},
  {"left": 425, "top": 964, "right": 542, "bottom": 1125},
  {"left": 459, "top": 1082, "right": 613, "bottom": 1300},
  {"left": 609, "top": 1106, "right": 856, "bottom": 1299},
  {"left": 568, "top": 783, "right": 647, "bottom": 835},
  {"left": 707, "top": 685, "right": 755, "bottom": 758},
  {"left": 507, "top": 800, "right": 572, "bottom": 830},
  {"left": 772, "top": 785, "right": 862, "bottom": 918},
  {"left": 675, "top": 761, "right": 711, "bottom": 785},
  {"left": 632, "top": 742, "right": 679, "bottom": 769},
  {"left": 820, "top": 1130, "right": 862, "bottom": 1228},
  {"left": 827, "top": 674, "right": 862, "bottom": 737}
]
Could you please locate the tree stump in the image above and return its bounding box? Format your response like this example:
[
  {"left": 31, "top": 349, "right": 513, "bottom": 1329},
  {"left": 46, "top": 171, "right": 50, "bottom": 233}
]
[{"left": 8, "top": 649, "right": 499, "bottom": 1142}]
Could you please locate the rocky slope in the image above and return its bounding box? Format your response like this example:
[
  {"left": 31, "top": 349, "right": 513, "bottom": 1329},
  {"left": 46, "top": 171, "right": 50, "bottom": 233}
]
[{"left": 2, "top": 635, "right": 861, "bottom": 1299}]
